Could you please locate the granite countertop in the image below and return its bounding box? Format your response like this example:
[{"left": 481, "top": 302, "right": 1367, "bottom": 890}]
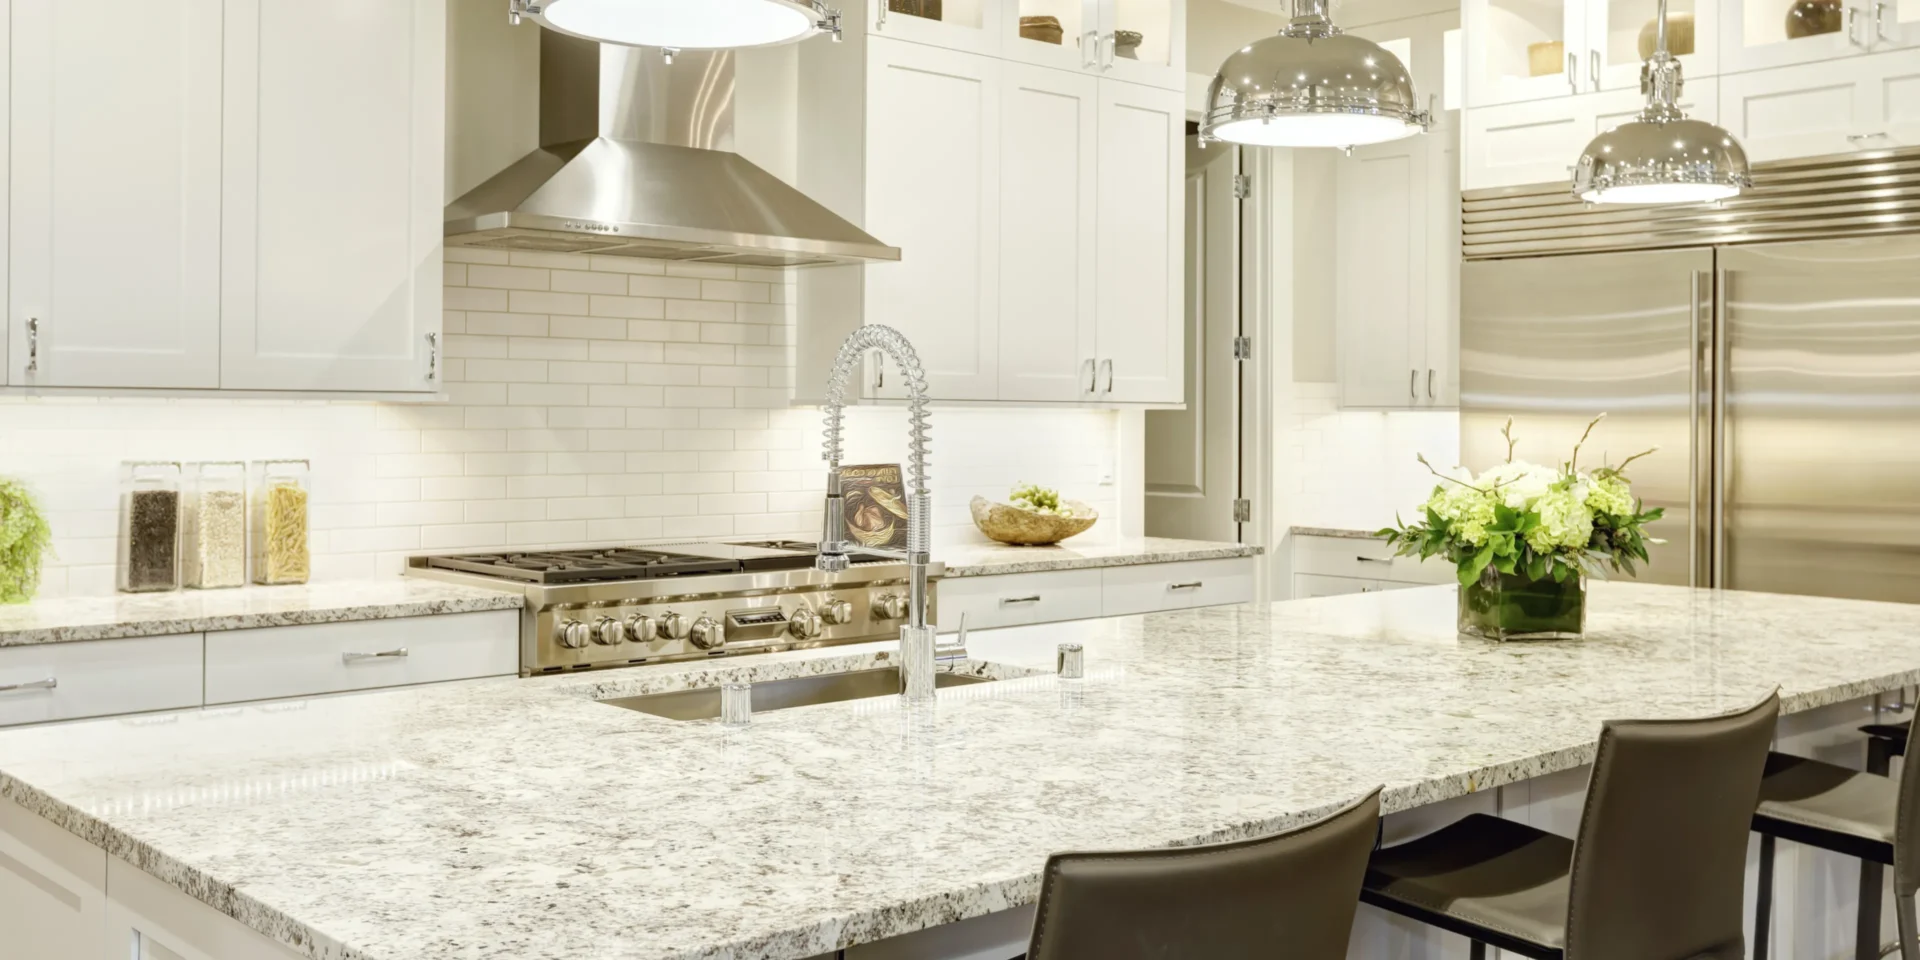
[
  {"left": 0, "top": 579, "right": 524, "bottom": 647},
  {"left": 1289, "top": 525, "right": 1386, "bottom": 540},
  {"left": 6, "top": 582, "right": 1920, "bottom": 960},
  {"left": 937, "top": 536, "right": 1260, "bottom": 577}
]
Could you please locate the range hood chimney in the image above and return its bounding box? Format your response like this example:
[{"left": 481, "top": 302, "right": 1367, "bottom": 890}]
[{"left": 445, "top": 33, "right": 898, "bottom": 267}]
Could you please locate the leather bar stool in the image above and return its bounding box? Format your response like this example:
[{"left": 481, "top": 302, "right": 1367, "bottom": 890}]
[
  {"left": 1022, "top": 787, "right": 1382, "bottom": 960},
  {"left": 1862, "top": 719, "right": 1910, "bottom": 775},
  {"left": 1750, "top": 720, "right": 1920, "bottom": 960},
  {"left": 1360, "top": 692, "right": 1780, "bottom": 960}
]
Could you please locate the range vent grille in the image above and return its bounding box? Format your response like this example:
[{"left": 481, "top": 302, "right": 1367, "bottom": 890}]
[{"left": 1462, "top": 147, "right": 1920, "bottom": 260}]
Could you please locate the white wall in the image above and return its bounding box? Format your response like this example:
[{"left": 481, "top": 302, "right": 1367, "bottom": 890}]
[{"left": 0, "top": 251, "right": 1122, "bottom": 598}]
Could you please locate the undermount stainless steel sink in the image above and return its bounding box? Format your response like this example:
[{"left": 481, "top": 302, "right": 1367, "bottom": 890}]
[{"left": 602, "top": 667, "right": 992, "bottom": 721}]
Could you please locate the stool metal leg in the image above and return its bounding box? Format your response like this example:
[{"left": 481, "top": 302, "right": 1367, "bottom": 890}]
[
  {"left": 1862, "top": 860, "right": 1887, "bottom": 960},
  {"left": 1870, "top": 735, "right": 1893, "bottom": 776},
  {"left": 1756, "top": 833, "right": 1776, "bottom": 960},
  {"left": 1897, "top": 892, "right": 1918, "bottom": 960},
  {"left": 1469, "top": 941, "right": 1486, "bottom": 960}
]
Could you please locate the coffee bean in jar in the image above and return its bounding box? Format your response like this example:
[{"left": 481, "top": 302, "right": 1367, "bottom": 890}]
[{"left": 118, "top": 461, "right": 182, "bottom": 593}]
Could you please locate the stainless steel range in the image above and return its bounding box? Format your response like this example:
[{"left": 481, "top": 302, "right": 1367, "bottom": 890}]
[{"left": 406, "top": 541, "right": 940, "bottom": 675}]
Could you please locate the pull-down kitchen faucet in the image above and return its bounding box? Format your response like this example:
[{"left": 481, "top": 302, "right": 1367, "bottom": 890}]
[{"left": 816, "top": 325, "right": 963, "bottom": 700}]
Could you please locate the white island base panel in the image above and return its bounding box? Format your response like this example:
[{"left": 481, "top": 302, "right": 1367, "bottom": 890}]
[{"left": 6, "top": 584, "right": 1920, "bottom": 960}]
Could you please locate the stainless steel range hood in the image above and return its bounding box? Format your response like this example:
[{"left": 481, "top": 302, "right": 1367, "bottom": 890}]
[{"left": 445, "top": 33, "right": 898, "bottom": 267}]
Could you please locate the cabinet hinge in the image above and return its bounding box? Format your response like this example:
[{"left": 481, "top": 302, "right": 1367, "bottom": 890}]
[
  {"left": 1232, "top": 335, "right": 1252, "bottom": 360},
  {"left": 1231, "top": 174, "right": 1252, "bottom": 200},
  {"left": 1233, "top": 499, "right": 1252, "bottom": 523}
]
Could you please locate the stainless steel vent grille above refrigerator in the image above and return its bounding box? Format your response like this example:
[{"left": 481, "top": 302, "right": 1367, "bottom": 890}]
[
  {"left": 1462, "top": 147, "right": 1920, "bottom": 260},
  {"left": 1461, "top": 152, "right": 1920, "bottom": 604}
]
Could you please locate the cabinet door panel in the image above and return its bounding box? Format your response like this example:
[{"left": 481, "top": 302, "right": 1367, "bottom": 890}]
[
  {"left": 221, "top": 0, "right": 444, "bottom": 392},
  {"left": 1587, "top": 0, "right": 1716, "bottom": 91},
  {"left": 864, "top": 39, "right": 1001, "bottom": 400},
  {"left": 1864, "top": 48, "right": 1920, "bottom": 147},
  {"left": 0, "top": 797, "right": 106, "bottom": 960},
  {"left": 9, "top": 0, "right": 222, "bottom": 388},
  {"left": 1720, "top": 0, "right": 1871, "bottom": 72},
  {"left": 1098, "top": 0, "right": 1188, "bottom": 91},
  {"left": 1338, "top": 137, "right": 1428, "bottom": 408},
  {"left": 1462, "top": 96, "right": 1592, "bottom": 189},
  {"left": 1095, "top": 80, "right": 1183, "bottom": 403},
  {"left": 998, "top": 63, "right": 1098, "bottom": 402},
  {"left": 1718, "top": 57, "right": 1871, "bottom": 161},
  {"left": 1002, "top": 0, "right": 1100, "bottom": 72},
  {"left": 1464, "top": 0, "right": 1588, "bottom": 107},
  {"left": 870, "top": 0, "right": 1005, "bottom": 56}
]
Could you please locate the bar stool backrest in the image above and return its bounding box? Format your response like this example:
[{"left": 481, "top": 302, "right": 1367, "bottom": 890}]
[
  {"left": 1899, "top": 716, "right": 1920, "bottom": 898},
  {"left": 1026, "top": 788, "right": 1383, "bottom": 960},
  {"left": 1565, "top": 692, "right": 1780, "bottom": 960}
]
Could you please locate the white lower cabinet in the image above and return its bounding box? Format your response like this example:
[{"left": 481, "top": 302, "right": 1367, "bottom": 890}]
[
  {"left": 0, "top": 634, "right": 203, "bottom": 727},
  {"left": 203, "top": 610, "right": 518, "bottom": 706},
  {"left": 0, "top": 796, "right": 106, "bottom": 960},
  {"left": 106, "top": 853, "right": 304, "bottom": 960},
  {"left": 941, "top": 556, "right": 1257, "bottom": 630},
  {"left": 1289, "top": 533, "right": 1453, "bottom": 600},
  {"left": 1293, "top": 573, "right": 1393, "bottom": 599}
]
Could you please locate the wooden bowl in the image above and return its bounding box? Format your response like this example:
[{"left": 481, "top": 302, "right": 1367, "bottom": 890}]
[
  {"left": 1020, "top": 15, "right": 1064, "bottom": 44},
  {"left": 970, "top": 496, "right": 1098, "bottom": 546}
]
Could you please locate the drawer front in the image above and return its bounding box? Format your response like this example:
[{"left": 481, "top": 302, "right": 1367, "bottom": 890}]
[
  {"left": 0, "top": 634, "right": 204, "bottom": 727},
  {"left": 1292, "top": 534, "right": 1452, "bottom": 585},
  {"left": 205, "top": 610, "right": 518, "bottom": 705},
  {"left": 937, "top": 570, "right": 1105, "bottom": 630},
  {"left": 1101, "top": 558, "right": 1256, "bottom": 616},
  {"left": 1293, "top": 573, "right": 1387, "bottom": 599}
]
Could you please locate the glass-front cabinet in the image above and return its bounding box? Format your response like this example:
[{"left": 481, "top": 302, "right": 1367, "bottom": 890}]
[
  {"left": 873, "top": 0, "right": 1005, "bottom": 56},
  {"left": 998, "top": 0, "right": 1184, "bottom": 89},
  {"left": 1465, "top": 0, "right": 1716, "bottom": 105},
  {"left": 1715, "top": 0, "right": 1920, "bottom": 69}
]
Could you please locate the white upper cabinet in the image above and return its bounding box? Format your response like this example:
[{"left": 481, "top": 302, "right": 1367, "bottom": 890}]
[
  {"left": 220, "top": 0, "right": 444, "bottom": 393},
  {"left": 1338, "top": 135, "right": 1432, "bottom": 407},
  {"left": 871, "top": 0, "right": 1007, "bottom": 55},
  {"left": 863, "top": 39, "right": 1003, "bottom": 401},
  {"left": 1466, "top": 0, "right": 1715, "bottom": 106},
  {"left": 1097, "top": 0, "right": 1187, "bottom": 90},
  {"left": 890, "top": 0, "right": 1186, "bottom": 90},
  {"left": 1463, "top": 76, "right": 1718, "bottom": 187},
  {"left": 1587, "top": 0, "right": 1719, "bottom": 88},
  {"left": 1718, "top": 49, "right": 1920, "bottom": 157},
  {"left": 9, "top": 0, "right": 223, "bottom": 389},
  {"left": 1095, "top": 80, "right": 1184, "bottom": 403},
  {"left": 1718, "top": 0, "right": 1887, "bottom": 71},
  {"left": 997, "top": 63, "right": 1099, "bottom": 402}
]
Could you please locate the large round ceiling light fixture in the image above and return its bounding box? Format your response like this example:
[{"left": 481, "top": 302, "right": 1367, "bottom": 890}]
[
  {"left": 1201, "top": 0, "right": 1430, "bottom": 150},
  {"left": 1571, "top": 0, "right": 1749, "bottom": 204},
  {"left": 514, "top": 0, "right": 840, "bottom": 51}
]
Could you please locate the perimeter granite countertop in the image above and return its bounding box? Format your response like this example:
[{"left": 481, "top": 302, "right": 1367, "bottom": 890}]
[
  {"left": 937, "top": 536, "right": 1260, "bottom": 577},
  {"left": 0, "top": 579, "right": 524, "bottom": 647},
  {"left": 1289, "top": 525, "right": 1386, "bottom": 540},
  {"left": 6, "top": 582, "right": 1920, "bottom": 960}
]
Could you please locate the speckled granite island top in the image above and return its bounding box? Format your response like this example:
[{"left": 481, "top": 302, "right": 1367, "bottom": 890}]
[
  {"left": 5, "top": 582, "right": 1920, "bottom": 960},
  {"left": 937, "top": 536, "right": 1260, "bottom": 577},
  {"left": 0, "top": 579, "right": 524, "bottom": 647}
]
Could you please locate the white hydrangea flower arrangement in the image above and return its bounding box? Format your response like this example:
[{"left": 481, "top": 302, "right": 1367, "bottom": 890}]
[{"left": 1378, "top": 415, "right": 1664, "bottom": 588}]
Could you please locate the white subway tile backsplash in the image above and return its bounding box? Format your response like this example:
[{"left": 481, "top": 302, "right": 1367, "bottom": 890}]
[{"left": 0, "top": 250, "right": 1121, "bottom": 595}]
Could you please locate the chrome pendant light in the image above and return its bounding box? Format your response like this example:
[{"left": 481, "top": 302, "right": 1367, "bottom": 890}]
[
  {"left": 1200, "top": 0, "right": 1430, "bottom": 150},
  {"left": 1571, "top": 0, "right": 1749, "bottom": 203},
  {"left": 510, "top": 0, "right": 841, "bottom": 51}
]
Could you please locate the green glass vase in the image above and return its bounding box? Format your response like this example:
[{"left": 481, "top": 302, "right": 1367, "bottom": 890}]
[{"left": 1458, "top": 567, "right": 1586, "bottom": 641}]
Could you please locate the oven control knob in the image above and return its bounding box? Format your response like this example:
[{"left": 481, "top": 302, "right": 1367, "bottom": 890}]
[
  {"left": 789, "top": 608, "right": 824, "bottom": 640},
  {"left": 688, "top": 616, "right": 724, "bottom": 650},
  {"left": 874, "top": 593, "right": 910, "bottom": 620},
  {"left": 592, "top": 617, "right": 625, "bottom": 646},
  {"left": 557, "top": 620, "right": 592, "bottom": 649},
  {"left": 820, "top": 598, "right": 854, "bottom": 625},
  {"left": 624, "top": 614, "right": 658, "bottom": 643},
  {"left": 660, "top": 612, "right": 692, "bottom": 641}
]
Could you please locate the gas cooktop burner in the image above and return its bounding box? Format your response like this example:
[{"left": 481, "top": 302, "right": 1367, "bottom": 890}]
[{"left": 425, "top": 548, "right": 741, "bottom": 585}]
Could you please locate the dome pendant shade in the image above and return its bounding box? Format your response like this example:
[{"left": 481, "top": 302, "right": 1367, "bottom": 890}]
[
  {"left": 521, "top": 0, "right": 837, "bottom": 50},
  {"left": 1201, "top": 0, "right": 1430, "bottom": 149},
  {"left": 1571, "top": 0, "right": 1749, "bottom": 203}
]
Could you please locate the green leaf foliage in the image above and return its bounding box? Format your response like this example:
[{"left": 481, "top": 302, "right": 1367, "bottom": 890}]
[{"left": 0, "top": 477, "right": 51, "bottom": 604}]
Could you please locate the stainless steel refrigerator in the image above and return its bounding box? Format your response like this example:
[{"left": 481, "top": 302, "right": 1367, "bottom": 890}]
[{"left": 1461, "top": 227, "right": 1920, "bottom": 602}]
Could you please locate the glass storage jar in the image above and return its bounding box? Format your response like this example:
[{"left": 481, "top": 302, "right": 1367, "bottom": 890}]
[
  {"left": 118, "top": 461, "right": 182, "bottom": 593},
  {"left": 251, "top": 460, "right": 311, "bottom": 585},
  {"left": 182, "top": 461, "right": 247, "bottom": 589}
]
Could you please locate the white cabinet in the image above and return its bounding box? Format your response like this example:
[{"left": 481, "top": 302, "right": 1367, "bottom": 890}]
[
  {"left": 863, "top": 39, "right": 1003, "bottom": 401},
  {"left": 997, "top": 63, "right": 1100, "bottom": 402},
  {"left": 799, "top": 35, "right": 1182, "bottom": 406},
  {"left": 1464, "top": 0, "right": 1715, "bottom": 107},
  {"left": 1289, "top": 533, "right": 1453, "bottom": 600},
  {"left": 0, "top": 634, "right": 204, "bottom": 728},
  {"left": 107, "top": 855, "right": 306, "bottom": 960},
  {"left": 7, "top": 0, "right": 223, "bottom": 389},
  {"left": 1718, "top": 48, "right": 1920, "bottom": 159},
  {"left": 1336, "top": 126, "right": 1460, "bottom": 408},
  {"left": 886, "top": 0, "right": 1186, "bottom": 92},
  {"left": 1095, "top": 80, "right": 1185, "bottom": 403},
  {"left": 203, "top": 610, "right": 518, "bottom": 705},
  {"left": 220, "top": 0, "right": 444, "bottom": 393},
  {"left": 1462, "top": 77, "right": 1718, "bottom": 188},
  {"left": 1716, "top": 0, "right": 1905, "bottom": 72},
  {"left": 1293, "top": 572, "right": 1394, "bottom": 598},
  {"left": 0, "top": 797, "right": 106, "bottom": 960},
  {"left": 869, "top": 0, "right": 1006, "bottom": 56},
  {"left": 936, "top": 556, "right": 1256, "bottom": 629},
  {"left": 1100, "top": 557, "right": 1255, "bottom": 615}
]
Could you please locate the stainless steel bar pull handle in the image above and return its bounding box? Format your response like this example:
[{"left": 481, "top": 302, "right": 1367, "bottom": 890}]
[
  {"left": 426, "top": 331, "right": 438, "bottom": 383},
  {"left": 1100, "top": 359, "right": 1113, "bottom": 393},
  {"left": 1356, "top": 555, "right": 1393, "bottom": 564},
  {"left": 1000, "top": 595, "right": 1042, "bottom": 606},
  {"left": 1589, "top": 49, "right": 1601, "bottom": 88},
  {"left": 1689, "top": 270, "right": 1705, "bottom": 588},
  {"left": 1875, "top": 1, "right": 1895, "bottom": 40},
  {"left": 1711, "top": 267, "right": 1730, "bottom": 587},
  {"left": 342, "top": 648, "right": 409, "bottom": 663},
  {"left": 1848, "top": 6, "right": 1867, "bottom": 45},
  {"left": 876, "top": 0, "right": 886, "bottom": 29},
  {"left": 1567, "top": 52, "right": 1578, "bottom": 93},
  {"left": 25, "top": 317, "right": 38, "bottom": 374},
  {"left": 1084, "top": 358, "right": 1098, "bottom": 394},
  {"left": 1427, "top": 368, "right": 1435, "bottom": 399},
  {"left": 1409, "top": 369, "right": 1418, "bottom": 399},
  {"left": 1167, "top": 581, "right": 1204, "bottom": 591},
  {"left": 0, "top": 677, "right": 55, "bottom": 694},
  {"left": 1081, "top": 30, "right": 1099, "bottom": 68}
]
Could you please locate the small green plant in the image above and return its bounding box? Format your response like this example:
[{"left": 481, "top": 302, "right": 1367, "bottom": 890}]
[
  {"left": 1009, "top": 483, "right": 1076, "bottom": 517},
  {"left": 0, "top": 477, "right": 52, "bottom": 603},
  {"left": 1378, "top": 415, "right": 1664, "bottom": 587}
]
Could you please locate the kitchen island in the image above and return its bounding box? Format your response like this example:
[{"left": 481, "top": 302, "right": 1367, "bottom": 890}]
[{"left": 3, "top": 582, "right": 1918, "bottom": 960}]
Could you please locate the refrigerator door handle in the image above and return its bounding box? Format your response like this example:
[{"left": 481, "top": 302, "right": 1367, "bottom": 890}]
[
  {"left": 1690, "top": 270, "right": 1705, "bottom": 588},
  {"left": 1711, "top": 265, "right": 1730, "bottom": 588}
]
